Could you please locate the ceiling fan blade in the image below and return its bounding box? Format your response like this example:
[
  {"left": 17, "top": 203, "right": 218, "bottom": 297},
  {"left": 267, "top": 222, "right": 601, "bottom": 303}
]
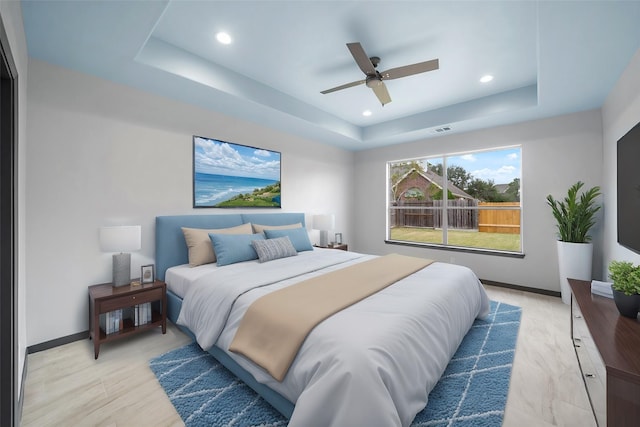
[
  {"left": 320, "top": 79, "right": 366, "bottom": 94},
  {"left": 347, "top": 42, "right": 377, "bottom": 75},
  {"left": 371, "top": 81, "right": 392, "bottom": 106},
  {"left": 382, "top": 58, "right": 439, "bottom": 80}
]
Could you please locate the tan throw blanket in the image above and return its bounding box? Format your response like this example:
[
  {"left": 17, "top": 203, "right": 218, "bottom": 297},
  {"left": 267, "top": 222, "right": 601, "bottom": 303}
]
[{"left": 229, "top": 253, "right": 434, "bottom": 381}]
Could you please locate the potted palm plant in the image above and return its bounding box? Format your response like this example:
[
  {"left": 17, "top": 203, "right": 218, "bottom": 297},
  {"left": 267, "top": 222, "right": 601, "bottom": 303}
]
[
  {"left": 609, "top": 261, "right": 640, "bottom": 318},
  {"left": 547, "top": 181, "right": 601, "bottom": 304}
]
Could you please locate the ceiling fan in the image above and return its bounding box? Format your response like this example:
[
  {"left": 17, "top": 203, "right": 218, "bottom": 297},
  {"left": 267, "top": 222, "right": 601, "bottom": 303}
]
[{"left": 320, "top": 42, "right": 439, "bottom": 106}]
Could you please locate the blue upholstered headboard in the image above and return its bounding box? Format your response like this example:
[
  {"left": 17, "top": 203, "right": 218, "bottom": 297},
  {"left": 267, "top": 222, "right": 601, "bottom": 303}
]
[{"left": 155, "top": 213, "right": 306, "bottom": 280}]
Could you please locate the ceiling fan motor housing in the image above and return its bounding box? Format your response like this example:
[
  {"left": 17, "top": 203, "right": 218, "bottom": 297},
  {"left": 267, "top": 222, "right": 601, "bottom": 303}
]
[{"left": 366, "top": 75, "right": 383, "bottom": 88}]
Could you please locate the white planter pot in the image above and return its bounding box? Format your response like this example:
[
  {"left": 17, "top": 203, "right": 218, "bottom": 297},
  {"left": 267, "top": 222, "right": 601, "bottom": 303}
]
[{"left": 557, "top": 241, "right": 593, "bottom": 304}]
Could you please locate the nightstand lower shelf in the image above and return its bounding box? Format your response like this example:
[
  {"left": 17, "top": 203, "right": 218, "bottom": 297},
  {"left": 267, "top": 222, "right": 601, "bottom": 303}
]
[{"left": 95, "top": 311, "right": 164, "bottom": 341}]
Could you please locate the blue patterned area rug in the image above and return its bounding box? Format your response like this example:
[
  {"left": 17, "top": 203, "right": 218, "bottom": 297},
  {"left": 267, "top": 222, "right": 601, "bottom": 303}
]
[{"left": 150, "top": 301, "right": 521, "bottom": 427}]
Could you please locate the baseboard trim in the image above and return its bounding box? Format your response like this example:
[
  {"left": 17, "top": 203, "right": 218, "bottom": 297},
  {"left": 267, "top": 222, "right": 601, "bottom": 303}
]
[
  {"left": 480, "top": 279, "right": 561, "bottom": 298},
  {"left": 27, "top": 331, "right": 88, "bottom": 354},
  {"left": 16, "top": 354, "right": 26, "bottom": 426}
]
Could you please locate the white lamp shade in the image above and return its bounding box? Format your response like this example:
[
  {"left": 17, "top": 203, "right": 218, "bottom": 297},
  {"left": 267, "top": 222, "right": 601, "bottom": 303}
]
[
  {"left": 99, "top": 226, "right": 141, "bottom": 252},
  {"left": 313, "top": 214, "right": 335, "bottom": 231}
]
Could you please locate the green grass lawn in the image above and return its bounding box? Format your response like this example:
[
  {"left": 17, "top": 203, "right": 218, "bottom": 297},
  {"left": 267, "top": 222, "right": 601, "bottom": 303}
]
[
  {"left": 390, "top": 227, "right": 521, "bottom": 252},
  {"left": 216, "top": 196, "right": 280, "bottom": 207},
  {"left": 215, "top": 182, "right": 281, "bottom": 207}
]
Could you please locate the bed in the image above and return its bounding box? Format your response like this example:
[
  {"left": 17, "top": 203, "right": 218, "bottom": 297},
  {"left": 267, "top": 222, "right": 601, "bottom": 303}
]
[{"left": 156, "top": 213, "right": 490, "bottom": 427}]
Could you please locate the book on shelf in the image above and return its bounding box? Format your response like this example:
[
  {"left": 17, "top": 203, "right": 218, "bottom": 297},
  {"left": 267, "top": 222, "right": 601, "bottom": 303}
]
[
  {"left": 133, "top": 302, "right": 152, "bottom": 327},
  {"left": 100, "top": 308, "right": 124, "bottom": 335},
  {"left": 99, "top": 311, "right": 107, "bottom": 334}
]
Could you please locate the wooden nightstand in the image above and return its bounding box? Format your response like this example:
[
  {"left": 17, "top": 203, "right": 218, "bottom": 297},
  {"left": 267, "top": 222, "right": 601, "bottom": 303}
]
[
  {"left": 315, "top": 243, "right": 348, "bottom": 251},
  {"left": 328, "top": 243, "right": 348, "bottom": 251},
  {"left": 88, "top": 280, "right": 167, "bottom": 359}
]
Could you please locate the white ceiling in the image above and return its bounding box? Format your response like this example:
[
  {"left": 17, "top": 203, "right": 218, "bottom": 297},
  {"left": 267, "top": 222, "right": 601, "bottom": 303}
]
[{"left": 21, "top": 0, "right": 640, "bottom": 150}]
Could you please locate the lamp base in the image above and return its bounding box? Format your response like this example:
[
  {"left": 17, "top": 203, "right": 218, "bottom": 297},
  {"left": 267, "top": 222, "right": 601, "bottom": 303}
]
[
  {"left": 319, "top": 230, "right": 329, "bottom": 248},
  {"left": 112, "top": 253, "right": 131, "bottom": 287}
]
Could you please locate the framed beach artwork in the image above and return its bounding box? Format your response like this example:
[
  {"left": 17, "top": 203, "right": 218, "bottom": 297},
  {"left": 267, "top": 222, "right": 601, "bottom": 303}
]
[{"left": 193, "top": 136, "right": 281, "bottom": 208}]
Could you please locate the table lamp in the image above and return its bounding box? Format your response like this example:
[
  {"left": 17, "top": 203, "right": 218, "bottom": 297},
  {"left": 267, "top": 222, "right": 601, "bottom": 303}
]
[
  {"left": 313, "top": 214, "right": 335, "bottom": 248},
  {"left": 99, "top": 225, "right": 141, "bottom": 287}
]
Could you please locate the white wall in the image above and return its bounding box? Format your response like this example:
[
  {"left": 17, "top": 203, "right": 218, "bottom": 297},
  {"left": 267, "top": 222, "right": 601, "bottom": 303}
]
[
  {"left": 25, "top": 59, "right": 354, "bottom": 345},
  {"left": 353, "top": 110, "right": 604, "bottom": 293},
  {"left": 601, "top": 47, "right": 640, "bottom": 273},
  {"left": 0, "top": 0, "right": 29, "bottom": 400}
]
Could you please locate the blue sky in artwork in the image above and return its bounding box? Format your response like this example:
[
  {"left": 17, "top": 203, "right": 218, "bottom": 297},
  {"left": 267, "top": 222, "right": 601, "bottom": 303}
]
[{"left": 194, "top": 136, "right": 281, "bottom": 180}]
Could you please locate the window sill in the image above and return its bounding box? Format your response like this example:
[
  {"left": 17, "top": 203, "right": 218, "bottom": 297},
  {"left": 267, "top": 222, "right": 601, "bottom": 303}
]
[{"left": 384, "top": 239, "right": 525, "bottom": 258}]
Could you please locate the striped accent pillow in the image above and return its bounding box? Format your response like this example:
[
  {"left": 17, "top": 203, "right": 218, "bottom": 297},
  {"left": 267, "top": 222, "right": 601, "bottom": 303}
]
[{"left": 252, "top": 236, "right": 298, "bottom": 263}]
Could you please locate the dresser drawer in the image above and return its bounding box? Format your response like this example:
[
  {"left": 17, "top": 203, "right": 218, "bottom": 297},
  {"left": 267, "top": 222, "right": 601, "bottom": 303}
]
[
  {"left": 571, "top": 292, "right": 607, "bottom": 427},
  {"left": 99, "top": 287, "right": 163, "bottom": 312}
]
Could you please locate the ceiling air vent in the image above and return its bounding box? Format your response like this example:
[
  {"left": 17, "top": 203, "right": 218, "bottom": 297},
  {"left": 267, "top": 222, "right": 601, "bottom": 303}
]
[{"left": 435, "top": 126, "right": 452, "bottom": 133}]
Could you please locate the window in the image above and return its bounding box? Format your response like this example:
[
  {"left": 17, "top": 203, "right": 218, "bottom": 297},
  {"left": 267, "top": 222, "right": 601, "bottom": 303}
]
[{"left": 387, "top": 146, "right": 522, "bottom": 254}]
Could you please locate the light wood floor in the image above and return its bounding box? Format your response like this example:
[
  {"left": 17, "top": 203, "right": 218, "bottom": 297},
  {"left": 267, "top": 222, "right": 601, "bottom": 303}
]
[{"left": 21, "top": 285, "right": 596, "bottom": 427}]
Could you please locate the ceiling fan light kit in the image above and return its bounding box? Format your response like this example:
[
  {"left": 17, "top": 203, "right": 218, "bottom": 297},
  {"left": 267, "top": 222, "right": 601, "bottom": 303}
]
[
  {"left": 365, "top": 76, "right": 383, "bottom": 88},
  {"left": 321, "top": 42, "right": 439, "bottom": 106}
]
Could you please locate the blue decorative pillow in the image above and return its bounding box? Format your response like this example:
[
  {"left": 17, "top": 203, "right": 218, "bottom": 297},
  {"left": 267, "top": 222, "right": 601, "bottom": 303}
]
[
  {"left": 208, "top": 233, "right": 265, "bottom": 266},
  {"left": 264, "top": 227, "right": 313, "bottom": 252},
  {"left": 252, "top": 236, "right": 298, "bottom": 262}
]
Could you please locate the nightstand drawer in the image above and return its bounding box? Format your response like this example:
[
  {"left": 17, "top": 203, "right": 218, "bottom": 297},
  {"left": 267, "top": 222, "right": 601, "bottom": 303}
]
[{"left": 100, "top": 287, "right": 163, "bottom": 312}]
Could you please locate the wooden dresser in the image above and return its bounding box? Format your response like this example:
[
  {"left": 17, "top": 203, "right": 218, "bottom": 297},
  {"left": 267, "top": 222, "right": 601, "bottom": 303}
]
[{"left": 569, "top": 278, "right": 640, "bottom": 427}]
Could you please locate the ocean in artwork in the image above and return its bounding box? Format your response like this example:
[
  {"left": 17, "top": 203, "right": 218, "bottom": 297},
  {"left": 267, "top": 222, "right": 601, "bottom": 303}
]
[{"left": 194, "top": 172, "right": 279, "bottom": 207}]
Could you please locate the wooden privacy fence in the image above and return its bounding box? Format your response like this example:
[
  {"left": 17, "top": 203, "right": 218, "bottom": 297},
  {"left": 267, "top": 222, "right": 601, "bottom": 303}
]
[
  {"left": 477, "top": 202, "right": 520, "bottom": 234},
  {"left": 391, "top": 200, "right": 520, "bottom": 234},
  {"left": 392, "top": 200, "right": 478, "bottom": 230}
]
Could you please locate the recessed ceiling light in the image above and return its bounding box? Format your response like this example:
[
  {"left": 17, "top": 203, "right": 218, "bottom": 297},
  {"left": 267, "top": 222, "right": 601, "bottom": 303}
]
[
  {"left": 362, "top": 110, "right": 372, "bottom": 117},
  {"left": 480, "top": 75, "right": 494, "bottom": 83},
  {"left": 216, "top": 32, "right": 232, "bottom": 45}
]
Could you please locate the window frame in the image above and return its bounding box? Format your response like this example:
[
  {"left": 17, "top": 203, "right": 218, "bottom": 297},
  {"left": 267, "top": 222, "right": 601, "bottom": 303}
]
[{"left": 386, "top": 146, "right": 523, "bottom": 257}]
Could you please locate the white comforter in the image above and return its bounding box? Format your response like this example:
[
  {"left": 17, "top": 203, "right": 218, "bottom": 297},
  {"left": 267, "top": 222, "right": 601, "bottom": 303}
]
[{"left": 177, "top": 249, "right": 490, "bottom": 427}]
